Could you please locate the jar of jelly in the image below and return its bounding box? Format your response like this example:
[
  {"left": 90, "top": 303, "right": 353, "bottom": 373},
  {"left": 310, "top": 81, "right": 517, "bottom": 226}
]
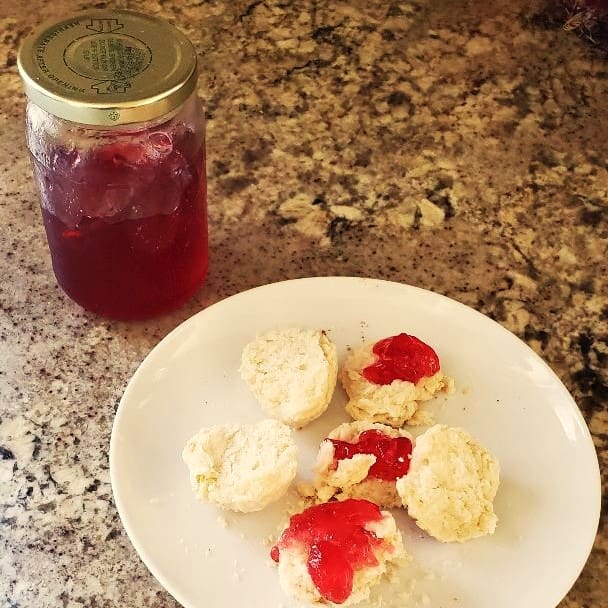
[{"left": 17, "top": 10, "right": 208, "bottom": 320}]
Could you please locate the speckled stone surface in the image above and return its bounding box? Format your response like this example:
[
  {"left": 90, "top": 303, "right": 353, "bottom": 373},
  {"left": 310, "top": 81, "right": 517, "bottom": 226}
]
[{"left": 0, "top": 0, "right": 606, "bottom": 606}]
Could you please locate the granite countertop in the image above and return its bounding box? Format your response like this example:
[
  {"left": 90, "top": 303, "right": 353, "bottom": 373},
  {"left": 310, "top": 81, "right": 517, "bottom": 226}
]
[{"left": 0, "top": 0, "right": 606, "bottom": 606}]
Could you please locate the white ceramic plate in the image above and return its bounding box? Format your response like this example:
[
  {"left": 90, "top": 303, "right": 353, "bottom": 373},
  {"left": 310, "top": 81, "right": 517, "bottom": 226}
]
[{"left": 110, "top": 277, "right": 601, "bottom": 608}]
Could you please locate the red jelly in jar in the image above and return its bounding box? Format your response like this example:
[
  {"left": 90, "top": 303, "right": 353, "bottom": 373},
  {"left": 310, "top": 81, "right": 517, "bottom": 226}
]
[
  {"left": 18, "top": 11, "right": 208, "bottom": 319},
  {"left": 271, "top": 499, "right": 385, "bottom": 604}
]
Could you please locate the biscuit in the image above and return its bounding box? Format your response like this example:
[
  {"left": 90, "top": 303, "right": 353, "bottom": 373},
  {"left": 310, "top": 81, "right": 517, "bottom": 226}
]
[
  {"left": 182, "top": 419, "right": 298, "bottom": 512},
  {"left": 240, "top": 328, "right": 338, "bottom": 428},
  {"left": 274, "top": 500, "right": 405, "bottom": 606},
  {"left": 397, "top": 424, "right": 500, "bottom": 542},
  {"left": 313, "top": 421, "right": 413, "bottom": 508},
  {"left": 342, "top": 339, "right": 454, "bottom": 427}
]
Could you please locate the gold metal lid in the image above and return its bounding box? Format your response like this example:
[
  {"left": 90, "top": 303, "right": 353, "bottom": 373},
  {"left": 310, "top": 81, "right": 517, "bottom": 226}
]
[{"left": 18, "top": 10, "right": 198, "bottom": 126}]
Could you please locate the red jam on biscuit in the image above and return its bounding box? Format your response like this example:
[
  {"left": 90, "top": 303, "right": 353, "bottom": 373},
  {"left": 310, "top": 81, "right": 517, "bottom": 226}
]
[
  {"left": 362, "top": 333, "right": 440, "bottom": 385},
  {"left": 271, "top": 499, "right": 384, "bottom": 604},
  {"left": 330, "top": 430, "right": 413, "bottom": 481}
]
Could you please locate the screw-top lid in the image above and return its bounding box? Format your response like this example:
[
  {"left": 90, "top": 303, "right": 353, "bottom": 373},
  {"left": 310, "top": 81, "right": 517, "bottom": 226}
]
[{"left": 18, "top": 10, "right": 198, "bottom": 126}]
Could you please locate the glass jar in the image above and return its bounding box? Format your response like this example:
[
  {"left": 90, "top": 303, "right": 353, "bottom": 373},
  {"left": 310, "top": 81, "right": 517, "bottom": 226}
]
[{"left": 18, "top": 10, "right": 208, "bottom": 320}]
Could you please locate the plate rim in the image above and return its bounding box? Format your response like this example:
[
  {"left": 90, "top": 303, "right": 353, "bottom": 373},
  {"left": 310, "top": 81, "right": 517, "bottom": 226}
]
[{"left": 109, "top": 276, "right": 602, "bottom": 608}]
